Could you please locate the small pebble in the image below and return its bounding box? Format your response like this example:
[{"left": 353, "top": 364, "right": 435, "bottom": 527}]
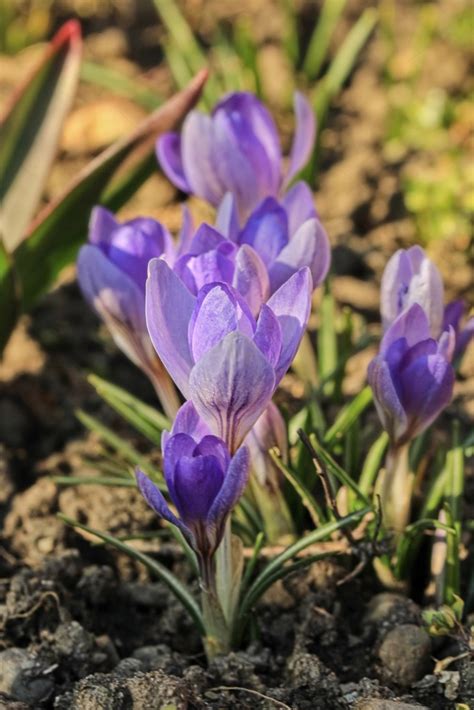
[{"left": 378, "top": 624, "right": 431, "bottom": 686}]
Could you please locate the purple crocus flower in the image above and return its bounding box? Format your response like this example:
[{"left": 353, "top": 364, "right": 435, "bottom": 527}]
[
  {"left": 215, "top": 189, "right": 330, "bottom": 293},
  {"left": 146, "top": 259, "right": 312, "bottom": 452},
  {"left": 157, "top": 91, "right": 315, "bottom": 220},
  {"left": 77, "top": 207, "right": 179, "bottom": 418},
  {"left": 380, "top": 245, "right": 473, "bottom": 359},
  {"left": 380, "top": 245, "right": 444, "bottom": 337},
  {"left": 136, "top": 402, "right": 249, "bottom": 564},
  {"left": 367, "top": 304, "right": 454, "bottom": 447}
]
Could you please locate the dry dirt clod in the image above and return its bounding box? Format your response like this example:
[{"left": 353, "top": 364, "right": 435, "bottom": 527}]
[
  {"left": 354, "top": 700, "right": 430, "bottom": 709},
  {"left": 0, "top": 647, "right": 55, "bottom": 705},
  {"left": 378, "top": 625, "right": 432, "bottom": 687}
]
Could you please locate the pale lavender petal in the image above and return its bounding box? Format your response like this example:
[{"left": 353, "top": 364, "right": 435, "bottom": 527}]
[
  {"left": 215, "top": 192, "right": 240, "bottom": 242},
  {"left": 437, "top": 326, "right": 456, "bottom": 363},
  {"left": 136, "top": 469, "right": 194, "bottom": 545},
  {"left": 181, "top": 111, "right": 224, "bottom": 205},
  {"left": 177, "top": 205, "right": 195, "bottom": 257},
  {"left": 367, "top": 357, "right": 408, "bottom": 444},
  {"left": 189, "top": 223, "right": 227, "bottom": 254},
  {"left": 232, "top": 245, "right": 270, "bottom": 318},
  {"left": 189, "top": 332, "right": 276, "bottom": 452},
  {"left": 156, "top": 132, "right": 190, "bottom": 193},
  {"left": 380, "top": 304, "right": 431, "bottom": 355},
  {"left": 169, "top": 401, "right": 212, "bottom": 442},
  {"left": 245, "top": 402, "right": 287, "bottom": 486},
  {"left": 188, "top": 283, "right": 255, "bottom": 362},
  {"left": 406, "top": 250, "right": 444, "bottom": 337},
  {"left": 281, "top": 181, "right": 318, "bottom": 234},
  {"left": 253, "top": 304, "right": 282, "bottom": 369},
  {"left": 146, "top": 259, "right": 195, "bottom": 397},
  {"left": 239, "top": 198, "right": 288, "bottom": 268},
  {"left": 89, "top": 206, "right": 117, "bottom": 246},
  {"left": 207, "top": 446, "right": 250, "bottom": 530},
  {"left": 266, "top": 267, "right": 312, "bottom": 382},
  {"left": 77, "top": 245, "right": 147, "bottom": 368},
  {"left": 283, "top": 92, "right": 316, "bottom": 188},
  {"left": 175, "top": 248, "right": 235, "bottom": 295},
  {"left": 269, "top": 217, "right": 330, "bottom": 293},
  {"left": 380, "top": 249, "right": 412, "bottom": 330}
]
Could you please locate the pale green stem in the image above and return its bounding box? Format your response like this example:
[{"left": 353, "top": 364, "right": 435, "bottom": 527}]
[
  {"left": 215, "top": 519, "right": 234, "bottom": 623},
  {"left": 379, "top": 443, "right": 413, "bottom": 535},
  {"left": 199, "top": 555, "right": 231, "bottom": 659}
]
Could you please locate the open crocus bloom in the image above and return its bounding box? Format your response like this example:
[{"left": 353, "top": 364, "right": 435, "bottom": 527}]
[
  {"left": 215, "top": 189, "right": 330, "bottom": 294},
  {"left": 77, "top": 207, "right": 179, "bottom": 417},
  {"left": 368, "top": 304, "right": 454, "bottom": 447},
  {"left": 146, "top": 260, "right": 312, "bottom": 451},
  {"left": 157, "top": 91, "right": 315, "bottom": 220},
  {"left": 137, "top": 402, "right": 249, "bottom": 561}
]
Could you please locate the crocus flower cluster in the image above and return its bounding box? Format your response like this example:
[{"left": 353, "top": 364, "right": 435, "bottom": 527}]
[{"left": 78, "top": 90, "right": 325, "bottom": 573}]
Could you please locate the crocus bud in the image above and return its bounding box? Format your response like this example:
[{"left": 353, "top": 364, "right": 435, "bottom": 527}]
[
  {"left": 77, "top": 207, "right": 179, "bottom": 418},
  {"left": 157, "top": 91, "right": 315, "bottom": 220},
  {"left": 380, "top": 246, "right": 444, "bottom": 337},
  {"left": 442, "top": 300, "right": 474, "bottom": 361},
  {"left": 368, "top": 304, "right": 454, "bottom": 447},
  {"left": 136, "top": 402, "right": 249, "bottom": 563},
  {"left": 245, "top": 403, "right": 294, "bottom": 542},
  {"left": 146, "top": 259, "right": 312, "bottom": 451}
]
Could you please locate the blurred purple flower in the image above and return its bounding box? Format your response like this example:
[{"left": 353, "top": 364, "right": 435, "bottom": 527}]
[
  {"left": 215, "top": 189, "right": 330, "bottom": 293},
  {"left": 157, "top": 91, "right": 315, "bottom": 219},
  {"left": 380, "top": 245, "right": 473, "bottom": 360},
  {"left": 146, "top": 259, "right": 312, "bottom": 451},
  {"left": 442, "top": 300, "right": 474, "bottom": 360},
  {"left": 136, "top": 402, "right": 249, "bottom": 562},
  {"left": 380, "top": 246, "right": 444, "bottom": 337},
  {"left": 368, "top": 304, "right": 454, "bottom": 446},
  {"left": 77, "top": 207, "right": 179, "bottom": 417},
  {"left": 244, "top": 402, "right": 288, "bottom": 488}
]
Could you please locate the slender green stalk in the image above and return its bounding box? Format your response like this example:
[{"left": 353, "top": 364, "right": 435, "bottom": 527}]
[
  {"left": 324, "top": 386, "right": 373, "bottom": 447},
  {"left": 269, "top": 448, "right": 325, "bottom": 527},
  {"left": 303, "top": 0, "right": 347, "bottom": 80},
  {"left": 358, "top": 431, "right": 389, "bottom": 496},
  {"left": 378, "top": 443, "right": 413, "bottom": 534}
]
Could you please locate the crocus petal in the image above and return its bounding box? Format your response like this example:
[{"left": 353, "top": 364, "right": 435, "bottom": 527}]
[
  {"left": 173, "top": 455, "right": 225, "bottom": 523},
  {"left": 156, "top": 132, "right": 191, "bottom": 193},
  {"left": 77, "top": 245, "right": 147, "bottom": 368},
  {"left": 266, "top": 267, "right": 312, "bottom": 383},
  {"left": 136, "top": 469, "right": 194, "bottom": 545},
  {"left": 269, "top": 217, "right": 330, "bottom": 293},
  {"left": 239, "top": 198, "right": 288, "bottom": 268},
  {"left": 162, "top": 432, "right": 197, "bottom": 502},
  {"left": 207, "top": 445, "right": 250, "bottom": 531},
  {"left": 406, "top": 249, "right": 444, "bottom": 337},
  {"left": 177, "top": 205, "right": 195, "bottom": 257},
  {"left": 380, "top": 304, "right": 431, "bottom": 355},
  {"left": 175, "top": 247, "right": 235, "bottom": 295},
  {"left": 188, "top": 283, "right": 255, "bottom": 363},
  {"left": 89, "top": 206, "right": 117, "bottom": 246},
  {"left": 380, "top": 249, "right": 412, "bottom": 330},
  {"left": 188, "top": 223, "right": 227, "bottom": 254},
  {"left": 168, "top": 401, "right": 212, "bottom": 442},
  {"left": 146, "top": 259, "right": 195, "bottom": 397},
  {"left": 455, "top": 317, "right": 474, "bottom": 358},
  {"left": 283, "top": 92, "right": 316, "bottom": 188},
  {"left": 245, "top": 402, "right": 287, "bottom": 486},
  {"left": 281, "top": 181, "right": 318, "bottom": 234},
  {"left": 195, "top": 435, "right": 231, "bottom": 472},
  {"left": 181, "top": 111, "right": 224, "bottom": 205},
  {"left": 189, "top": 331, "right": 276, "bottom": 451},
  {"left": 215, "top": 192, "right": 240, "bottom": 242},
  {"left": 399, "top": 354, "right": 454, "bottom": 439},
  {"left": 442, "top": 300, "right": 464, "bottom": 332},
  {"left": 253, "top": 304, "right": 282, "bottom": 369},
  {"left": 437, "top": 326, "right": 456, "bottom": 363},
  {"left": 367, "top": 356, "right": 408, "bottom": 444},
  {"left": 232, "top": 245, "right": 270, "bottom": 318}
]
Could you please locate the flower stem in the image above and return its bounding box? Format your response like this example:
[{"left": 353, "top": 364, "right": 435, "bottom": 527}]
[
  {"left": 199, "top": 555, "right": 231, "bottom": 659},
  {"left": 379, "top": 443, "right": 413, "bottom": 535}
]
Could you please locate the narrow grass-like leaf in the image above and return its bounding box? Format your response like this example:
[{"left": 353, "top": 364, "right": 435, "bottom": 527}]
[
  {"left": 444, "top": 422, "right": 464, "bottom": 603},
  {"left": 324, "top": 386, "right": 373, "bottom": 446},
  {"left": 76, "top": 409, "right": 158, "bottom": 480},
  {"left": 88, "top": 373, "right": 170, "bottom": 445},
  {"left": 59, "top": 514, "right": 204, "bottom": 633},
  {"left": 269, "top": 448, "right": 324, "bottom": 527},
  {"left": 0, "top": 21, "right": 82, "bottom": 253},
  {"left": 317, "top": 284, "right": 338, "bottom": 397},
  {"left": 358, "top": 431, "right": 389, "bottom": 496},
  {"left": 80, "top": 61, "right": 162, "bottom": 110},
  {"left": 303, "top": 0, "right": 347, "bottom": 80},
  {"left": 237, "top": 507, "right": 370, "bottom": 625},
  {"left": 309, "top": 433, "right": 371, "bottom": 506},
  {"left": 13, "top": 70, "right": 207, "bottom": 312},
  {"left": 167, "top": 524, "right": 200, "bottom": 577},
  {"left": 52, "top": 475, "right": 137, "bottom": 488},
  {"left": 240, "top": 532, "right": 265, "bottom": 595},
  {"left": 0, "top": 243, "right": 17, "bottom": 352},
  {"left": 396, "top": 518, "right": 456, "bottom": 580}
]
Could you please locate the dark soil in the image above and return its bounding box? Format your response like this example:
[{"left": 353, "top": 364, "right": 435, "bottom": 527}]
[{"left": 1, "top": 1, "right": 472, "bottom": 708}]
